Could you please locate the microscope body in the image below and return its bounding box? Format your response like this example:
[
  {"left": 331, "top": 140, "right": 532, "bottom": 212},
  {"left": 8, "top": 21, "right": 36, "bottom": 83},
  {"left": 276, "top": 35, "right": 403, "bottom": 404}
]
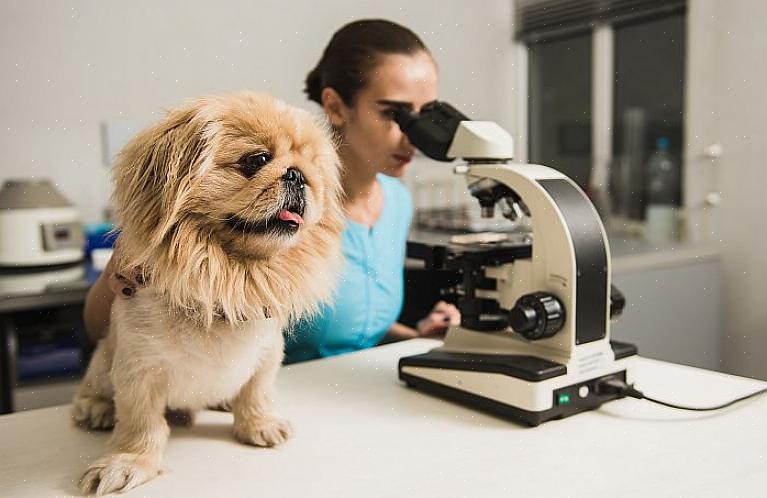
[
  {"left": 399, "top": 162, "right": 636, "bottom": 425},
  {"left": 395, "top": 106, "right": 636, "bottom": 425},
  {"left": 449, "top": 163, "right": 617, "bottom": 363}
]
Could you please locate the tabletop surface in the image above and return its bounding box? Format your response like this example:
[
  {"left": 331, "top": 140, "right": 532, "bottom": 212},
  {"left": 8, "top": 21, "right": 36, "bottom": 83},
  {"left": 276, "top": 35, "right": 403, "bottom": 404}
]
[
  {"left": 0, "top": 261, "right": 93, "bottom": 313},
  {"left": 1, "top": 338, "right": 765, "bottom": 498}
]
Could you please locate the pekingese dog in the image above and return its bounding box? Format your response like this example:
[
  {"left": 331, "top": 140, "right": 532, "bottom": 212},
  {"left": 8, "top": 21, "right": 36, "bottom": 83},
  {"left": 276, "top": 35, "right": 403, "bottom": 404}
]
[{"left": 71, "top": 92, "right": 344, "bottom": 495}]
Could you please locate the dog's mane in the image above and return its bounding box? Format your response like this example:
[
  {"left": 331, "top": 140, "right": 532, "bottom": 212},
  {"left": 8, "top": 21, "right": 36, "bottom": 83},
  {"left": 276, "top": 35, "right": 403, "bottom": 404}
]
[
  {"left": 152, "top": 214, "right": 342, "bottom": 328},
  {"left": 112, "top": 93, "right": 344, "bottom": 329}
]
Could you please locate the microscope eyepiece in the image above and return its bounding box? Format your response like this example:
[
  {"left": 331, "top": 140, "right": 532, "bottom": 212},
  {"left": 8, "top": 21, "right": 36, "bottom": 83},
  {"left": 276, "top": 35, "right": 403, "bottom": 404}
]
[
  {"left": 392, "top": 101, "right": 469, "bottom": 162},
  {"left": 390, "top": 106, "right": 418, "bottom": 130}
]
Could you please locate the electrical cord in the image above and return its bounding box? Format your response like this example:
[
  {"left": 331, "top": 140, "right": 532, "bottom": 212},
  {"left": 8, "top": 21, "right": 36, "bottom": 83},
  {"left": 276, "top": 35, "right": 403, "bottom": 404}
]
[{"left": 596, "top": 377, "right": 767, "bottom": 412}]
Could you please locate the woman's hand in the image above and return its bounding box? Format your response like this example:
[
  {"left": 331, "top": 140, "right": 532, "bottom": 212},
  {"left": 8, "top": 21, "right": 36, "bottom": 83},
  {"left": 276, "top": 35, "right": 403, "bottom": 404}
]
[
  {"left": 105, "top": 241, "right": 148, "bottom": 299},
  {"left": 415, "top": 301, "right": 461, "bottom": 338},
  {"left": 107, "top": 268, "right": 145, "bottom": 299}
]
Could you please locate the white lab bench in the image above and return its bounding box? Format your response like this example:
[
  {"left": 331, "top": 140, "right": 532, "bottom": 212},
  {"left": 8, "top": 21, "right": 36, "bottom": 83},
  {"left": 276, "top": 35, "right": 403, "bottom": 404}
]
[{"left": 1, "top": 338, "right": 765, "bottom": 498}]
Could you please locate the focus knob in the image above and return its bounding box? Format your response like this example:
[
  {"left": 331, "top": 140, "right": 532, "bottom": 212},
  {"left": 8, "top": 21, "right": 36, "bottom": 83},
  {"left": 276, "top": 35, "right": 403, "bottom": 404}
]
[
  {"left": 610, "top": 285, "right": 626, "bottom": 320},
  {"left": 508, "top": 292, "right": 566, "bottom": 340}
]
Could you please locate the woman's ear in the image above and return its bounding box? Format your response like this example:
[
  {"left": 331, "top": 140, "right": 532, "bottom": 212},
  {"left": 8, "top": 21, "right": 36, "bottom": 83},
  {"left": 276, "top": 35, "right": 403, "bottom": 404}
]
[{"left": 321, "top": 87, "right": 348, "bottom": 128}]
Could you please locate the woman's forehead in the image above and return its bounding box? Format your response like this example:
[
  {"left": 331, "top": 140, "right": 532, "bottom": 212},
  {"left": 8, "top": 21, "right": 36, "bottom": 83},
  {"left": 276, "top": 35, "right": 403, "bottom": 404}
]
[{"left": 362, "top": 52, "right": 438, "bottom": 104}]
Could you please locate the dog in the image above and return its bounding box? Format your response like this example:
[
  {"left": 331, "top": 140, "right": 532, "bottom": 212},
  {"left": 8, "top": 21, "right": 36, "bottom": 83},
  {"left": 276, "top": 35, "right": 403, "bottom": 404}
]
[{"left": 71, "top": 92, "right": 344, "bottom": 495}]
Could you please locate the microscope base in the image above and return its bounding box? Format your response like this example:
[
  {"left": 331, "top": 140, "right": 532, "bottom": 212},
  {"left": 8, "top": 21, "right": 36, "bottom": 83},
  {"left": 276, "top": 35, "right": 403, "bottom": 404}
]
[{"left": 399, "top": 342, "right": 637, "bottom": 426}]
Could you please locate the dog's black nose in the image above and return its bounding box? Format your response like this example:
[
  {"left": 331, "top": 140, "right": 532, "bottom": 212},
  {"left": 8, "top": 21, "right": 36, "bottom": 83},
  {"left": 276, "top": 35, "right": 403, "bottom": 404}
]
[{"left": 282, "top": 167, "right": 305, "bottom": 186}]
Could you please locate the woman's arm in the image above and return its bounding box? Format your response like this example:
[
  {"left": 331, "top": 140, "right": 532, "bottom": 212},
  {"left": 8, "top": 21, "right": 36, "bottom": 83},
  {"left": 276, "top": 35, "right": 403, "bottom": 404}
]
[
  {"left": 382, "top": 301, "right": 461, "bottom": 343},
  {"left": 83, "top": 254, "right": 140, "bottom": 343},
  {"left": 384, "top": 322, "right": 420, "bottom": 341},
  {"left": 83, "top": 257, "right": 118, "bottom": 343}
]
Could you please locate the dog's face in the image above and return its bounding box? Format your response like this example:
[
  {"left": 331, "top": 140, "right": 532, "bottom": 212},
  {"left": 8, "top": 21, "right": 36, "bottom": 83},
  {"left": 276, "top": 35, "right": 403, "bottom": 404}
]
[
  {"left": 192, "top": 95, "right": 339, "bottom": 258},
  {"left": 115, "top": 93, "right": 342, "bottom": 262}
]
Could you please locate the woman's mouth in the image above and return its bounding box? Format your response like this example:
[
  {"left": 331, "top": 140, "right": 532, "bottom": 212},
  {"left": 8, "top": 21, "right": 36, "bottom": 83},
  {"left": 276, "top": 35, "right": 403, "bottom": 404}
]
[{"left": 393, "top": 154, "right": 413, "bottom": 166}]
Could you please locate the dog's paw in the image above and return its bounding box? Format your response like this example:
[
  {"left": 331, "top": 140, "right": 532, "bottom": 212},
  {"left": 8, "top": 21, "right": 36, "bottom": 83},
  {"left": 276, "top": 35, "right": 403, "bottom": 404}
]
[
  {"left": 71, "top": 396, "right": 115, "bottom": 430},
  {"left": 233, "top": 417, "right": 293, "bottom": 447},
  {"left": 79, "top": 453, "right": 161, "bottom": 496}
]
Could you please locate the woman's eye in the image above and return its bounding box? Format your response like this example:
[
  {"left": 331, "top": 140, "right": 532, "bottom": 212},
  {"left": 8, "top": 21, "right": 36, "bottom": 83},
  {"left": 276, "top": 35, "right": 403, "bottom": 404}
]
[
  {"left": 239, "top": 151, "right": 272, "bottom": 177},
  {"left": 381, "top": 109, "right": 398, "bottom": 120}
]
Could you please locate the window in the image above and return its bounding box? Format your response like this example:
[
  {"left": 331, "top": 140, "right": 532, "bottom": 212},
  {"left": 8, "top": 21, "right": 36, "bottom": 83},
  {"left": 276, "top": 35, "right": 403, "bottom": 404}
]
[
  {"left": 528, "top": 33, "right": 593, "bottom": 187},
  {"left": 520, "top": 0, "right": 686, "bottom": 222},
  {"left": 611, "top": 14, "right": 685, "bottom": 219}
]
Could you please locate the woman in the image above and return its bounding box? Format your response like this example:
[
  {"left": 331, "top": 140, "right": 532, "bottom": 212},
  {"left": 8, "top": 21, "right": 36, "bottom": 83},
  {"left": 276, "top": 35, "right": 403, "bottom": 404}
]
[
  {"left": 284, "top": 19, "right": 459, "bottom": 363},
  {"left": 83, "top": 19, "right": 460, "bottom": 362}
]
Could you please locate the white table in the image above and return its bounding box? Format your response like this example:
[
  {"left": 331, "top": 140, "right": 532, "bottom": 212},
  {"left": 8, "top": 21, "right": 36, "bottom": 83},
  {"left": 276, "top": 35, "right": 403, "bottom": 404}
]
[{"left": 1, "top": 339, "right": 766, "bottom": 498}]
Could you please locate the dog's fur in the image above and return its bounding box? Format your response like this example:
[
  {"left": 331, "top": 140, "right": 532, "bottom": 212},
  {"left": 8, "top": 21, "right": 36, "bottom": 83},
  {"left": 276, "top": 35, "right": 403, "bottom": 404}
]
[{"left": 71, "top": 93, "right": 344, "bottom": 495}]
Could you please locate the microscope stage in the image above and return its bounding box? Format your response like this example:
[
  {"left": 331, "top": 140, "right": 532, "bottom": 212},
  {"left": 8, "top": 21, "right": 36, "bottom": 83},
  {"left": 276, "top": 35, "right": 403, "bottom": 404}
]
[{"left": 407, "top": 228, "right": 532, "bottom": 270}]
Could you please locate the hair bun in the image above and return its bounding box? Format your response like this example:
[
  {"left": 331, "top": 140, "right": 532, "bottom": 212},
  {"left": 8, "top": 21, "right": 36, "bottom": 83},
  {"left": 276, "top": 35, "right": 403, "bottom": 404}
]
[{"left": 304, "top": 66, "right": 323, "bottom": 105}]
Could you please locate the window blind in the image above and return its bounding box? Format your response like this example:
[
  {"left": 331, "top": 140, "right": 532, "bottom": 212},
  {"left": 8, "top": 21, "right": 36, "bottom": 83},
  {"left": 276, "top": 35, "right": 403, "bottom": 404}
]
[{"left": 517, "top": 0, "right": 686, "bottom": 42}]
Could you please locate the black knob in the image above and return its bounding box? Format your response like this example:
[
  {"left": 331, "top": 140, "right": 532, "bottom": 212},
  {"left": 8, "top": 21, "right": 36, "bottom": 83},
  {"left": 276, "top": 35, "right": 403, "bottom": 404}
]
[
  {"left": 508, "top": 292, "right": 566, "bottom": 340},
  {"left": 610, "top": 285, "right": 626, "bottom": 320}
]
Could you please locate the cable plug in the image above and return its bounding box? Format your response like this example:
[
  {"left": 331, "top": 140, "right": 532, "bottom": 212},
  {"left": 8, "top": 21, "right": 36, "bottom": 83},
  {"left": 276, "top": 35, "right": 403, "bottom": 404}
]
[{"left": 595, "top": 377, "right": 644, "bottom": 399}]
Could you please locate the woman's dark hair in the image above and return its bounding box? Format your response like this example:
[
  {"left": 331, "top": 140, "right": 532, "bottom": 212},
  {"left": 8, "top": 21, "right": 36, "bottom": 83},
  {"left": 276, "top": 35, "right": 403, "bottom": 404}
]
[{"left": 305, "top": 19, "right": 429, "bottom": 106}]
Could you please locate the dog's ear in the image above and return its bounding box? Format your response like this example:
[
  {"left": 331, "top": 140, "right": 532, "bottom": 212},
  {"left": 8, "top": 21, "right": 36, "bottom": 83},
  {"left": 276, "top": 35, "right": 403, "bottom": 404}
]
[{"left": 113, "top": 102, "right": 211, "bottom": 267}]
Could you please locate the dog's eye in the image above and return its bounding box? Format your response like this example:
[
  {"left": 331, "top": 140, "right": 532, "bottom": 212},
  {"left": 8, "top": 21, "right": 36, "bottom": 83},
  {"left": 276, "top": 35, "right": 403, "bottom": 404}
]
[{"left": 239, "top": 151, "right": 272, "bottom": 177}]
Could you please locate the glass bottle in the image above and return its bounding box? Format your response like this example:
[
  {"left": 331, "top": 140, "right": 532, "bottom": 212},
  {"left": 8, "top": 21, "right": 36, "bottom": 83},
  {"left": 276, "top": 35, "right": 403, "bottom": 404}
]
[{"left": 645, "top": 137, "right": 680, "bottom": 243}]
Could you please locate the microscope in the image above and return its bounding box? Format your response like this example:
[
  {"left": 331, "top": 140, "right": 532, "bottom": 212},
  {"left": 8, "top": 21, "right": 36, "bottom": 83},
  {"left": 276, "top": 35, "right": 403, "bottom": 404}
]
[{"left": 394, "top": 102, "right": 637, "bottom": 426}]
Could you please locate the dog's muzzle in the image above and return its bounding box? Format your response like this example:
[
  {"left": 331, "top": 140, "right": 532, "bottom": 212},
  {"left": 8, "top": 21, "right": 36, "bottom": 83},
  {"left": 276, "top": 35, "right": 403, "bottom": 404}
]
[
  {"left": 281, "top": 167, "right": 306, "bottom": 219},
  {"left": 225, "top": 167, "right": 307, "bottom": 236}
]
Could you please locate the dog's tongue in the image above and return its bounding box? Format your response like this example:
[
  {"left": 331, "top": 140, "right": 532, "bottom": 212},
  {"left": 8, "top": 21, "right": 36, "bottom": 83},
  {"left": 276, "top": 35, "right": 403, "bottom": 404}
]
[{"left": 278, "top": 210, "right": 304, "bottom": 225}]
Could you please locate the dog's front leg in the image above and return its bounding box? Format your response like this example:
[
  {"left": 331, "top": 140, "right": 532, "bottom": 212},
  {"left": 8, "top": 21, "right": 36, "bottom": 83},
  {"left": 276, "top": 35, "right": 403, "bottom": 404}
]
[
  {"left": 232, "top": 339, "right": 292, "bottom": 447},
  {"left": 79, "top": 365, "right": 169, "bottom": 495},
  {"left": 72, "top": 339, "right": 116, "bottom": 430}
]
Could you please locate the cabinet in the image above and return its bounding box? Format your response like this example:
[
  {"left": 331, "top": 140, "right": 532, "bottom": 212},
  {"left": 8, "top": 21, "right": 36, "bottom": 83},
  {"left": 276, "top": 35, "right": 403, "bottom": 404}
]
[
  {"left": 0, "top": 263, "right": 91, "bottom": 413},
  {"left": 611, "top": 254, "right": 722, "bottom": 370}
]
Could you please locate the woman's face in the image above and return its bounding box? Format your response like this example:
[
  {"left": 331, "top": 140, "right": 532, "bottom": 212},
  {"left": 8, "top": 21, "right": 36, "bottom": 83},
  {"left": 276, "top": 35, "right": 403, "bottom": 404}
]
[{"left": 338, "top": 50, "right": 438, "bottom": 178}]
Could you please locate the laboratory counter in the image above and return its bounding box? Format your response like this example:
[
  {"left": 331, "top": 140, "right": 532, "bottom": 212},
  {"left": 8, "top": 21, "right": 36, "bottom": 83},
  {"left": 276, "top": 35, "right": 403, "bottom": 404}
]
[{"left": 1, "top": 339, "right": 765, "bottom": 498}]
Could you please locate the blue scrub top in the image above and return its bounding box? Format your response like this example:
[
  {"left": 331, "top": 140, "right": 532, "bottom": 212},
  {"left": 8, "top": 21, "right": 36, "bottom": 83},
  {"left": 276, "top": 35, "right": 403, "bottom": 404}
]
[{"left": 284, "top": 175, "right": 413, "bottom": 364}]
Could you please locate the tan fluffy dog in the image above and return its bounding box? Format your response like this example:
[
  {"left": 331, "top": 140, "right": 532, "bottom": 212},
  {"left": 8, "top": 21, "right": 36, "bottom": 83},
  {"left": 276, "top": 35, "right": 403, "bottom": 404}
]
[{"left": 71, "top": 93, "right": 344, "bottom": 495}]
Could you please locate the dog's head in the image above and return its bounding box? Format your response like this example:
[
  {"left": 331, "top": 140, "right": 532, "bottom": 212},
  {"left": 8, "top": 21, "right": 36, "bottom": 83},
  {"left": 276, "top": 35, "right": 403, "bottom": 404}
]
[{"left": 114, "top": 93, "right": 344, "bottom": 326}]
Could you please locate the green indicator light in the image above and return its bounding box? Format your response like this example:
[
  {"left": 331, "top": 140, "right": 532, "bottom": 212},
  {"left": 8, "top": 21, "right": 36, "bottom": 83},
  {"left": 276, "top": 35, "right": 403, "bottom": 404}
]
[{"left": 558, "top": 393, "right": 571, "bottom": 405}]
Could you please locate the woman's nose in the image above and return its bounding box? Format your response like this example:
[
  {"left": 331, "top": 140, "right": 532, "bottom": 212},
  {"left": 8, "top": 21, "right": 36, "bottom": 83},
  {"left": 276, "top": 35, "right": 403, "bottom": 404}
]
[{"left": 399, "top": 132, "right": 415, "bottom": 151}]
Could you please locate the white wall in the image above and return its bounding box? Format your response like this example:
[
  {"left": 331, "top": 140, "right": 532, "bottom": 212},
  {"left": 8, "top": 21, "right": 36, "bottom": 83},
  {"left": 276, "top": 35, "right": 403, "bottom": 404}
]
[
  {"left": 686, "top": 0, "right": 767, "bottom": 379},
  {"left": 9, "top": 0, "right": 762, "bottom": 381},
  {"left": 0, "top": 0, "right": 518, "bottom": 222}
]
